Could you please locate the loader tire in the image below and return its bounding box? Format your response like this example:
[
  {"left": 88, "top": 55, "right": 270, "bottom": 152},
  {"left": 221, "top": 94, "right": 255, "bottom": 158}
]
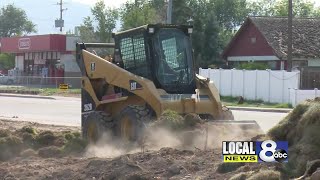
[
  {"left": 82, "top": 111, "right": 114, "bottom": 143},
  {"left": 115, "top": 105, "right": 152, "bottom": 142}
]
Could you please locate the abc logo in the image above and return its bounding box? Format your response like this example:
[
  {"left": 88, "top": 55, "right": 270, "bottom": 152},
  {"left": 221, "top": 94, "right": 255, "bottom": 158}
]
[{"left": 259, "top": 140, "right": 288, "bottom": 162}]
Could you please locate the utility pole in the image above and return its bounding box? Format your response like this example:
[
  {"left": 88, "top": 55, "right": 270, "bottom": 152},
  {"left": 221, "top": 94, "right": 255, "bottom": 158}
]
[
  {"left": 166, "top": 0, "right": 172, "bottom": 24},
  {"left": 287, "top": 0, "right": 293, "bottom": 72},
  {"left": 55, "top": 0, "right": 67, "bottom": 32}
]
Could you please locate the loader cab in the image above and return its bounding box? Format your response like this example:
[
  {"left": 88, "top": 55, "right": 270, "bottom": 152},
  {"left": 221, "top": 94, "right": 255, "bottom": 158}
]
[{"left": 113, "top": 24, "right": 196, "bottom": 94}]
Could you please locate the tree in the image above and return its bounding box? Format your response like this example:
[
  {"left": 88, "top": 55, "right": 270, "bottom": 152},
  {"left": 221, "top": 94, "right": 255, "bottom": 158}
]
[
  {"left": 248, "top": 0, "right": 320, "bottom": 17},
  {"left": 91, "top": 0, "right": 118, "bottom": 42},
  {"left": 79, "top": 0, "right": 118, "bottom": 44},
  {"left": 0, "top": 4, "right": 36, "bottom": 37},
  {"left": 120, "top": 0, "right": 160, "bottom": 30},
  {"left": 149, "top": 0, "right": 167, "bottom": 23},
  {"left": 212, "top": 0, "right": 250, "bottom": 31},
  {"left": 200, "top": 12, "right": 221, "bottom": 67},
  {"left": 172, "top": 0, "right": 192, "bottom": 24},
  {"left": 78, "top": 16, "right": 96, "bottom": 42},
  {"left": 0, "top": 53, "right": 14, "bottom": 70}
]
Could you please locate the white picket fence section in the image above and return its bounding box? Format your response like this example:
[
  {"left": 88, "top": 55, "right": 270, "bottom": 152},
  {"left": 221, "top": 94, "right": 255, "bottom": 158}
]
[
  {"left": 289, "top": 88, "right": 320, "bottom": 107},
  {"left": 199, "top": 68, "right": 300, "bottom": 104}
]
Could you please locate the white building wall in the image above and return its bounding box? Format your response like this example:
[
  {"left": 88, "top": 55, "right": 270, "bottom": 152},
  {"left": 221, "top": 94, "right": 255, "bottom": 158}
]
[
  {"left": 60, "top": 54, "right": 80, "bottom": 73},
  {"left": 66, "top": 36, "right": 81, "bottom": 51}
]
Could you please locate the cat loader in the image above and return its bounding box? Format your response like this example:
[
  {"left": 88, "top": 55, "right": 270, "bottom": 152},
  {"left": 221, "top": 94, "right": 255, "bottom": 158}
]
[{"left": 76, "top": 24, "right": 262, "bottom": 143}]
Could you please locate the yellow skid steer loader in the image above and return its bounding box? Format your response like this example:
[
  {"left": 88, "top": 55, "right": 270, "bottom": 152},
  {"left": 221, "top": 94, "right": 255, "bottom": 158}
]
[{"left": 76, "top": 24, "right": 262, "bottom": 143}]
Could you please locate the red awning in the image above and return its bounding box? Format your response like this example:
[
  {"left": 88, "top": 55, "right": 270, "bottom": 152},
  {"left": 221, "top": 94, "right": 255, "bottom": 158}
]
[{"left": 0, "top": 34, "right": 66, "bottom": 53}]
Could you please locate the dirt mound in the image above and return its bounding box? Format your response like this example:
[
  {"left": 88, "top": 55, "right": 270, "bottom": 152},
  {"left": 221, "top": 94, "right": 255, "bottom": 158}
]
[
  {"left": 38, "top": 146, "right": 63, "bottom": 158},
  {"left": 0, "top": 125, "right": 87, "bottom": 162},
  {"left": 268, "top": 99, "right": 320, "bottom": 177},
  {"left": 0, "top": 119, "right": 281, "bottom": 180},
  {"left": 0, "top": 135, "right": 23, "bottom": 161}
]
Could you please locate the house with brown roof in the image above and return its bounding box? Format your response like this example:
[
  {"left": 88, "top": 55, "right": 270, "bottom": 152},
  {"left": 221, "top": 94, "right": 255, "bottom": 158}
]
[{"left": 222, "top": 16, "right": 320, "bottom": 71}]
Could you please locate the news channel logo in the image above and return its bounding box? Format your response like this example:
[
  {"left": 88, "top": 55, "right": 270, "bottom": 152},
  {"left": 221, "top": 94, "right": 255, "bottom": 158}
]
[{"left": 222, "top": 140, "right": 288, "bottom": 163}]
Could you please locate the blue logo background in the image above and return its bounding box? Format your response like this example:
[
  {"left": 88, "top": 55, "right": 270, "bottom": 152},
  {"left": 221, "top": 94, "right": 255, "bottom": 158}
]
[{"left": 256, "top": 141, "right": 288, "bottom": 162}]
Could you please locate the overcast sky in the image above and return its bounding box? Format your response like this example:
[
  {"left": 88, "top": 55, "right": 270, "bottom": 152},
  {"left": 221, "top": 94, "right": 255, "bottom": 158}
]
[{"left": 1, "top": 0, "right": 319, "bottom": 35}]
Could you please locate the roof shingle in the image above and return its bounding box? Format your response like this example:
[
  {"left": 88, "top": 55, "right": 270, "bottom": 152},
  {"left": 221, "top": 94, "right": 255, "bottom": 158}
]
[{"left": 250, "top": 16, "right": 320, "bottom": 59}]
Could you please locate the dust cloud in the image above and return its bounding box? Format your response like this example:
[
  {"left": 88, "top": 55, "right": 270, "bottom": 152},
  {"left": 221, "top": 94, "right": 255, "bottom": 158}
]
[{"left": 84, "top": 123, "right": 259, "bottom": 158}]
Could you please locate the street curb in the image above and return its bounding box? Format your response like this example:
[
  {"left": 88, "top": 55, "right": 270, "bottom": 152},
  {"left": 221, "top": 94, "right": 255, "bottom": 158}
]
[
  {"left": 228, "top": 106, "right": 292, "bottom": 113},
  {"left": 0, "top": 93, "right": 56, "bottom": 100}
]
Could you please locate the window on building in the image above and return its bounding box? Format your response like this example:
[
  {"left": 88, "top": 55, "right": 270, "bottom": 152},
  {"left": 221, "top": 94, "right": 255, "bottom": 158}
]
[
  {"left": 24, "top": 53, "right": 28, "bottom": 60},
  {"left": 47, "top": 52, "right": 52, "bottom": 60},
  {"left": 52, "top": 52, "right": 57, "bottom": 59},
  {"left": 42, "top": 52, "right": 47, "bottom": 59},
  {"left": 250, "top": 37, "right": 256, "bottom": 44}
]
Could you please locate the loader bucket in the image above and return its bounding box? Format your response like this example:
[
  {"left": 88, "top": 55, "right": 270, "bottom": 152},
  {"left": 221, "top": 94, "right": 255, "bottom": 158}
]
[
  {"left": 208, "top": 120, "right": 263, "bottom": 132},
  {"left": 175, "top": 120, "right": 265, "bottom": 150}
]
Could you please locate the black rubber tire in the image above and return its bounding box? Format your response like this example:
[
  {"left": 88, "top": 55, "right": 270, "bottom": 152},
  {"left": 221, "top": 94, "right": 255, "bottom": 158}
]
[
  {"left": 82, "top": 111, "right": 114, "bottom": 143},
  {"left": 115, "top": 105, "right": 152, "bottom": 142}
]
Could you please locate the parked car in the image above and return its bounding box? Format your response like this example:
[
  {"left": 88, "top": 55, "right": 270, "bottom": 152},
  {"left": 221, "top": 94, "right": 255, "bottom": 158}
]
[{"left": 0, "top": 73, "right": 15, "bottom": 85}]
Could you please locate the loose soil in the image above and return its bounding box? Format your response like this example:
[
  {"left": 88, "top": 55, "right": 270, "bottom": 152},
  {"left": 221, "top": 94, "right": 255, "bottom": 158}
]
[{"left": 0, "top": 119, "right": 279, "bottom": 180}]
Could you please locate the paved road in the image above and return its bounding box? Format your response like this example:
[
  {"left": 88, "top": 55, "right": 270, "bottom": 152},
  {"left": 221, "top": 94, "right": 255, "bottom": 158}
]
[
  {"left": 0, "top": 95, "right": 81, "bottom": 127},
  {"left": 232, "top": 110, "right": 288, "bottom": 133},
  {"left": 0, "top": 95, "right": 288, "bottom": 132}
]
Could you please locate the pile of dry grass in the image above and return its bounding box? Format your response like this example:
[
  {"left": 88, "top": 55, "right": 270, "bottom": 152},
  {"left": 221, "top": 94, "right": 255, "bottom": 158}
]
[
  {"left": 230, "top": 170, "right": 280, "bottom": 180},
  {"left": 150, "top": 110, "right": 202, "bottom": 131},
  {"left": 0, "top": 135, "right": 23, "bottom": 161},
  {"left": 0, "top": 126, "right": 87, "bottom": 161},
  {"left": 268, "top": 98, "right": 320, "bottom": 177}
]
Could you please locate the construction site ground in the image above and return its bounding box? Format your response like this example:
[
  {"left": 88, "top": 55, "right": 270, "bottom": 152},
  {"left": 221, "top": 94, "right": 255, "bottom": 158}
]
[{"left": 0, "top": 119, "right": 280, "bottom": 180}]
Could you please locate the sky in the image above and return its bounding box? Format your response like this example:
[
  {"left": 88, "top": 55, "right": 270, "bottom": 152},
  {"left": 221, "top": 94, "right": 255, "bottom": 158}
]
[
  {"left": 0, "top": 0, "right": 319, "bottom": 35},
  {"left": 0, "top": 0, "right": 129, "bottom": 35}
]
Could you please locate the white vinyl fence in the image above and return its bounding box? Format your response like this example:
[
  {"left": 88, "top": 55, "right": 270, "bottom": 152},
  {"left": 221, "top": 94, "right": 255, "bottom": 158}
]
[
  {"left": 289, "top": 88, "right": 320, "bottom": 107},
  {"left": 199, "top": 68, "right": 300, "bottom": 104}
]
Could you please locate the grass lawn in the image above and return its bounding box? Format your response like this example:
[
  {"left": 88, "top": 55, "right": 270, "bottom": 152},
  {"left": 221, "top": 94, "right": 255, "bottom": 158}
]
[
  {"left": 39, "top": 88, "right": 81, "bottom": 97},
  {"left": 0, "top": 86, "right": 81, "bottom": 97},
  {"left": 221, "top": 96, "right": 293, "bottom": 108}
]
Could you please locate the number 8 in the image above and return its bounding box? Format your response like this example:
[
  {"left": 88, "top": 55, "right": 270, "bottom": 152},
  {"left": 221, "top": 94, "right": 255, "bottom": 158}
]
[{"left": 259, "top": 140, "right": 277, "bottom": 162}]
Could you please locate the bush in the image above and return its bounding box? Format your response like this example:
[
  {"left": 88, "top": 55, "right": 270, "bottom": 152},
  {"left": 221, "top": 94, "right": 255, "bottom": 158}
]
[{"left": 237, "top": 62, "right": 270, "bottom": 70}]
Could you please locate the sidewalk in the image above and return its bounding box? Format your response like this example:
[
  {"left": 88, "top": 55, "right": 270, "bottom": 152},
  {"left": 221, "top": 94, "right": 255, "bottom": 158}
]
[
  {"left": 0, "top": 93, "right": 80, "bottom": 101},
  {"left": 0, "top": 93, "right": 56, "bottom": 100},
  {"left": 228, "top": 106, "right": 292, "bottom": 113},
  {"left": 1, "top": 92, "right": 292, "bottom": 113}
]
